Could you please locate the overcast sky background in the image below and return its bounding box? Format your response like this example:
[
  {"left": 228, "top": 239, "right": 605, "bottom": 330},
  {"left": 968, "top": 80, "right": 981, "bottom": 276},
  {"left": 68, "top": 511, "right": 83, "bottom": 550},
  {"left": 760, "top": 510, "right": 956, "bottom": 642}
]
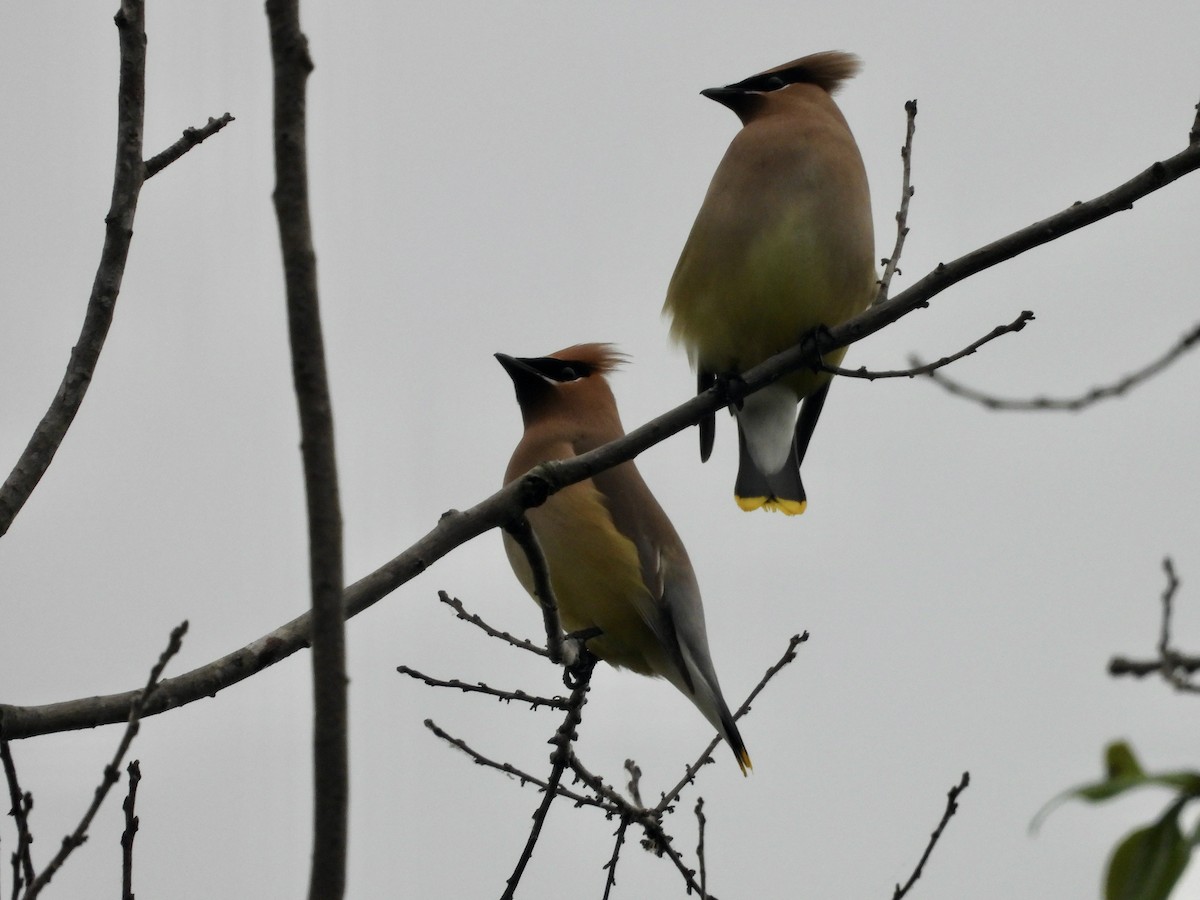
[{"left": 2, "top": 2, "right": 1199, "bottom": 898}]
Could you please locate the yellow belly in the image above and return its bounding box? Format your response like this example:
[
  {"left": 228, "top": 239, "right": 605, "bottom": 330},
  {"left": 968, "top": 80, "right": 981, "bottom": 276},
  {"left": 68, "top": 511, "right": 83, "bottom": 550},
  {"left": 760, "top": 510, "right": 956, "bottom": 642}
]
[{"left": 503, "top": 481, "right": 668, "bottom": 677}]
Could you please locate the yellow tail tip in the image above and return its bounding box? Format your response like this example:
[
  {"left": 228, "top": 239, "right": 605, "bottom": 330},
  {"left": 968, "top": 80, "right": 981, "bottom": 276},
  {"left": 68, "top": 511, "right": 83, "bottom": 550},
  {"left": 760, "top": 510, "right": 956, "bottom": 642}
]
[
  {"left": 735, "top": 495, "right": 807, "bottom": 516},
  {"left": 737, "top": 749, "right": 753, "bottom": 776}
]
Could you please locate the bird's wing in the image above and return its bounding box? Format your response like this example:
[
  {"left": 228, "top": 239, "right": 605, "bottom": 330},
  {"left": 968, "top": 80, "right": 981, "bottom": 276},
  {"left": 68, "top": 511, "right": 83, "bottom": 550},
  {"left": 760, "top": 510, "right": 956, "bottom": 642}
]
[{"left": 591, "top": 462, "right": 700, "bottom": 690}]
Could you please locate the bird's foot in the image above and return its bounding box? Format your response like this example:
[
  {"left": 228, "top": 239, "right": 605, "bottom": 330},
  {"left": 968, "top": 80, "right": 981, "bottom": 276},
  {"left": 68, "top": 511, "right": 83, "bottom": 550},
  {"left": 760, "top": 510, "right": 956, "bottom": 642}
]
[
  {"left": 714, "top": 371, "right": 749, "bottom": 411},
  {"left": 806, "top": 325, "right": 835, "bottom": 371},
  {"left": 562, "top": 627, "right": 602, "bottom": 688}
]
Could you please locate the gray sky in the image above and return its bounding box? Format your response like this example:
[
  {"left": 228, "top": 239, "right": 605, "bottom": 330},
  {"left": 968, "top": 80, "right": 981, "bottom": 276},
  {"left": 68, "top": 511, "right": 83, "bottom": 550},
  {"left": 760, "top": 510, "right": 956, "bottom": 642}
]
[{"left": 3, "top": 1, "right": 1199, "bottom": 897}]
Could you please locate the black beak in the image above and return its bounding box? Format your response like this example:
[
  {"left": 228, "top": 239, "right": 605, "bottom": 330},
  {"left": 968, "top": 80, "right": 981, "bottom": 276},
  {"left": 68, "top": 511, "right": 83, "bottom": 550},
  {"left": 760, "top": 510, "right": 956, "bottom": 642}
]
[
  {"left": 496, "top": 352, "right": 555, "bottom": 413},
  {"left": 495, "top": 352, "right": 542, "bottom": 381},
  {"left": 700, "top": 85, "right": 744, "bottom": 113}
]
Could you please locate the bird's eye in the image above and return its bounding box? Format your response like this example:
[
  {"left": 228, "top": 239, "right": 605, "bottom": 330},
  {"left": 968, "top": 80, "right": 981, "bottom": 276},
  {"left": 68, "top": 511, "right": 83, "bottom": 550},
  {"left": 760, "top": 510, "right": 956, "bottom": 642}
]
[
  {"left": 559, "top": 366, "right": 578, "bottom": 381},
  {"left": 766, "top": 75, "right": 786, "bottom": 91}
]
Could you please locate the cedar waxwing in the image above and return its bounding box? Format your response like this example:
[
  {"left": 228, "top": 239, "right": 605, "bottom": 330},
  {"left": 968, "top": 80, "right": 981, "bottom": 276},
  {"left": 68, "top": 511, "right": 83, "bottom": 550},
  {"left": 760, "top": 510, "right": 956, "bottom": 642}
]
[
  {"left": 498, "top": 344, "right": 750, "bottom": 773},
  {"left": 663, "top": 51, "right": 875, "bottom": 515}
]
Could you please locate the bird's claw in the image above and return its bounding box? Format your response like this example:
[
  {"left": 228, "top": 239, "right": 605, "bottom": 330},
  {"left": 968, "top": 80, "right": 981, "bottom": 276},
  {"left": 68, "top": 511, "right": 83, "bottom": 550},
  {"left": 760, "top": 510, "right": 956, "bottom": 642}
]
[{"left": 562, "top": 627, "right": 602, "bottom": 688}]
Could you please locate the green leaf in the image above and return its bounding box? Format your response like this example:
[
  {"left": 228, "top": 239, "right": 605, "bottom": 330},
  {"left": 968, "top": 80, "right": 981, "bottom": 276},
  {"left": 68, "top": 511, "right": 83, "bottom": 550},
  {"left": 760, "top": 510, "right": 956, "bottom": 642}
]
[
  {"left": 1107, "top": 741, "right": 1146, "bottom": 779},
  {"left": 1105, "top": 802, "right": 1191, "bottom": 900},
  {"left": 1032, "top": 742, "right": 1200, "bottom": 833}
]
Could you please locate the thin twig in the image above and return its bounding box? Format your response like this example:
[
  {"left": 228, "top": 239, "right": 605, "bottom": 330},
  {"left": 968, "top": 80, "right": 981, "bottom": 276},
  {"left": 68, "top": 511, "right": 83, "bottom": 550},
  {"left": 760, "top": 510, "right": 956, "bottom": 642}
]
[
  {"left": 562, "top": 753, "right": 712, "bottom": 900},
  {"left": 501, "top": 654, "right": 596, "bottom": 900},
  {"left": 1157, "top": 557, "right": 1180, "bottom": 660},
  {"left": 23, "top": 622, "right": 186, "bottom": 900},
  {"left": 144, "top": 113, "right": 235, "bottom": 178},
  {"left": 425, "top": 634, "right": 807, "bottom": 899},
  {"left": 600, "top": 817, "right": 630, "bottom": 900},
  {"left": 893, "top": 771, "right": 971, "bottom": 899},
  {"left": 265, "top": 4, "right": 347, "bottom": 898},
  {"left": 423, "top": 720, "right": 608, "bottom": 811},
  {"left": 396, "top": 665, "right": 570, "bottom": 710},
  {"left": 655, "top": 633, "right": 808, "bottom": 815},
  {"left": 7, "top": 110, "right": 1200, "bottom": 740},
  {"left": 438, "top": 591, "right": 550, "bottom": 658},
  {"left": 502, "top": 516, "right": 564, "bottom": 663},
  {"left": 1109, "top": 558, "right": 1200, "bottom": 689},
  {"left": 120, "top": 760, "right": 141, "bottom": 900},
  {"left": 921, "top": 319, "right": 1200, "bottom": 411},
  {"left": 625, "top": 759, "right": 644, "bottom": 809},
  {"left": 635, "top": 815, "right": 708, "bottom": 898},
  {"left": 0, "top": 729, "right": 35, "bottom": 893},
  {"left": 828, "top": 311, "right": 1034, "bottom": 380},
  {"left": 564, "top": 755, "right": 711, "bottom": 900},
  {"left": 566, "top": 751, "right": 638, "bottom": 814},
  {"left": 876, "top": 99, "right": 918, "bottom": 305},
  {"left": 695, "top": 797, "right": 709, "bottom": 900},
  {"left": 0, "top": 0, "right": 147, "bottom": 539}
]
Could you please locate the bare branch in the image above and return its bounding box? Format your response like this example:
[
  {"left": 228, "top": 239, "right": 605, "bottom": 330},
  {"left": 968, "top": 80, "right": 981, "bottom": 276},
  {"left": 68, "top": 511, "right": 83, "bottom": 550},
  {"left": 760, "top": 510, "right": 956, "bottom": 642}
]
[
  {"left": 922, "top": 319, "right": 1200, "bottom": 411},
  {"left": 502, "top": 516, "right": 564, "bottom": 663},
  {"left": 144, "top": 113, "right": 235, "bottom": 178},
  {"left": 5, "top": 112, "right": 1200, "bottom": 740},
  {"left": 120, "top": 760, "right": 141, "bottom": 900},
  {"left": 1157, "top": 557, "right": 1181, "bottom": 661},
  {"left": 600, "top": 817, "right": 630, "bottom": 900},
  {"left": 437, "top": 591, "right": 551, "bottom": 657},
  {"left": 655, "top": 633, "right": 808, "bottom": 815},
  {"left": 695, "top": 797, "right": 709, "bottom": 900},
  {"left": 893, "top": 771, "right": 971, "bottom": 899},
  {"left": 829, "top": 311, "right": 1034, "bottom": 381},
  {"left": 625, "top": 759, "right": 644, "bottom": 809},
  {"left": 264, "top": 3, "right": 347, "bottom": 898},
  {"left": 1109, "top": 558, "right": 1200, "bottom": 690},
  {"left": 396, "top": 665, "right": 570, "bottom": 711},
  {"left": 421, "top": 634, "right": 806, "bottom": 898},
  {"left": 0, "top": 730, "right": 35, "bottom": 894},
  {"left": 23, "top": 621, "right": 186, "bottom": 900},
  {"left": 422, "top": 719, "right": 608, "bottom": 812},
  {"left": 876, "top": 99, "right": 918, "bottom": 305},
  {"left": 565, "top": 750, "right": 713, "bottom": 899},
  {"left": 502, "top": 654, "right": 596, "bottom": 900},
  {"left": 0, "top": 0, "right": 147, "bottom": 538}
]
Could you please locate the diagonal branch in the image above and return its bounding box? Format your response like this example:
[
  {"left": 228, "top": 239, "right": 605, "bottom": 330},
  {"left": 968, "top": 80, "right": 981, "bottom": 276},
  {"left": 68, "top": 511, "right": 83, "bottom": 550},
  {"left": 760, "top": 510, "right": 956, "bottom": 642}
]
[
  {"left": 0, "top": 8, "right": 235, "bottom": 541},
  {"left": 144, "top": 113, "right": 235, "bottom": 178},
  {"left": 0, "top": 1, "right": 147, "bottom": 539},
  {"left": 437, "top": 591, "right": 551, "bottom": 658},
  {"left": 921, "top": 319, "right": 1200, "bottom": 411},
  {"left": 501, "top": 654, "right": 595, "bottom": 900},
  {"left": 423, "top": 719, "right": 609, "bottom": 811},
  {"left": 23, "top": 621, "right": 186, "bottom": 900},
  {"left": 654, "top": 633, "right": 807, "bottom": 815},
  {"left": 827, "top": 311, "right": 1034, "bottom": 381},
  {"left": 264, "top": 3, "right": 347, "bottom": 900},
  {"left": 892, "top": 771, "right": 971, "bottom": 899},
  {"left": 4, "top": 115, "right": 1200, "bottom": 741},
  {"left": 600, "top": 817, "right": 630, "bottom": 900}
]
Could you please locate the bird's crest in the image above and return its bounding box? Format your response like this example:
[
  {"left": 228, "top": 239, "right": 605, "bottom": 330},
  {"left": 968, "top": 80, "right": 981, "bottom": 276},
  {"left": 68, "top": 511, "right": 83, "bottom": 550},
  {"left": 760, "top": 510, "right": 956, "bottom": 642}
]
[
  {"left": 550, "top": 343, "right": 629, "bottom": 376},
  {"left": 732, "top": 50, "right": 861, "bottom": 95}
]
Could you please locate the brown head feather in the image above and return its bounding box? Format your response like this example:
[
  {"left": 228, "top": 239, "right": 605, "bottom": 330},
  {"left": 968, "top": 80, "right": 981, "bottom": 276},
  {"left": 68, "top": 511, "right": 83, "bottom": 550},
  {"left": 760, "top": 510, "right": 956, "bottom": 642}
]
[
  {"left": 549, "top": 343, "right": 629, "bottom": 375},
  {"left": 748, "top": 50, "right": 861, "bottom": 95}
]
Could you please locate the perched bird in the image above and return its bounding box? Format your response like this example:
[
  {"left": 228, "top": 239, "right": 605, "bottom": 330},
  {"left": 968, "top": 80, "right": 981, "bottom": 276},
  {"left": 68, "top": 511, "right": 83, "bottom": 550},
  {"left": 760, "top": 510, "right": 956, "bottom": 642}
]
[
  {"left": 663, "top": 50, "right": 875, "bottom": 515},
  {"left": 498, "top": 343, "right": 750, "bottom": 773}
]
